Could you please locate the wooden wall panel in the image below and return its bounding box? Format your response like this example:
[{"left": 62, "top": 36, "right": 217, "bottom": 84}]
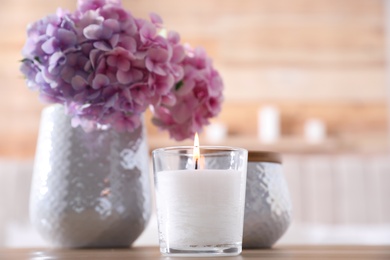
[
  {"left": 221, "top": 67, "right": 386, "bottom": 101},
  {"left": 0, "top": 0, "right": 387, "bottom": 158}
]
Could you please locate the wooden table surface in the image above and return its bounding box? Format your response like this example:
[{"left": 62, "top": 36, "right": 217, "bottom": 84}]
[{"left": 1, "top": 246, "right": 389, "bottom": 260}]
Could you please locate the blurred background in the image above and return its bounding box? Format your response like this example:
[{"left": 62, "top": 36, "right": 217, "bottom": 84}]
[{"left": 1, "top": 0, "right": 390, "bottom": 247}]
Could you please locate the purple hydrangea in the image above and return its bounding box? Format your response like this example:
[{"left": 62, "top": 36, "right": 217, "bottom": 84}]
[{"left": 21, "top": 0, "right": 223, "bottom": 140}]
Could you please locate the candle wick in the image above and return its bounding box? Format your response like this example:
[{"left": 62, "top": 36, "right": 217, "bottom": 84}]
[{"left": 195, "top": 158, "right": 198, "bottom": 170}]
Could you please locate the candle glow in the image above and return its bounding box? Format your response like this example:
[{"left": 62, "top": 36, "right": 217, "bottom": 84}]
[{"left": 193, "top": 133, "right": 200, "bottom": 169}]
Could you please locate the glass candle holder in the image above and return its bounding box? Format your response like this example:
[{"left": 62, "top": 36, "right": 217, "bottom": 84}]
[{"left": 152, "top": 146, "right": 248, "bottom": 257}]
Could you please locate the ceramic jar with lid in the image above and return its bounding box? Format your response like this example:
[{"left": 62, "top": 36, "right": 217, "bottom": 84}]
[{"left": 243, "top": 151, "right": 292, "bottom": 248}]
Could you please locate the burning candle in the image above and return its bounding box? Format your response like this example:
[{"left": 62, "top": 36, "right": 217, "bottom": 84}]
[
  {"left": 193, "top": 132, "right": 200, "bottom": 169},
  {"left": 152, "top": 135, "right": 248, "bottom": 257}
]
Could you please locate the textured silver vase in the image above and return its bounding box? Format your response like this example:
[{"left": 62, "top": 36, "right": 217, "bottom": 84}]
[
  {"left": 243, "top": 151, "right": 292, "bottom": 248},
  {"left": 30, "top": 105, "right": 151, "bottom": 248}
]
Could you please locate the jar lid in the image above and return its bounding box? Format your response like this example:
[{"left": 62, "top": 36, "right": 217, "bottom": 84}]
[{"left": 248, "top": 151, "right": 282, "bottom": 163}]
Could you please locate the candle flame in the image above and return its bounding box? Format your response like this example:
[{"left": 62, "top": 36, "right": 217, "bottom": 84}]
[{"left": 193, "top": 133, "right": 200, "bottom": 169}]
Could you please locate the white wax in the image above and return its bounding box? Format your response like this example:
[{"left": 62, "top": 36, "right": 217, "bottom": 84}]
[{"left": 155, "top": 169, "right": 246, "bottom": 248}]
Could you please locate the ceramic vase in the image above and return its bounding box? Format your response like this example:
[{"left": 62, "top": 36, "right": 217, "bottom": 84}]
[
  {"left": 243, "top": 151, "right": 292, "bottom": 248},
  {"left": 29, "top": 105, "right": 151, "bottom": 248}
]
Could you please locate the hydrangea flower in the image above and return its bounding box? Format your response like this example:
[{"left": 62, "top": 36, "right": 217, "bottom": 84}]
[
  {"left": 151, "top": 46, "right": 224, "bottom": 141},
  {"left": 20, "top": 0, "right": 223, "bottom": 140}
]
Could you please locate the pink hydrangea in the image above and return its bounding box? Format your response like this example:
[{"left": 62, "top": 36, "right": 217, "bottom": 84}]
[{"left": 151, "top": 46, "right": 224, "bottom": 141}]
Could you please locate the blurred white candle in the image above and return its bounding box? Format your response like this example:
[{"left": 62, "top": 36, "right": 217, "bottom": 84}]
[
  {"left": 156, "top": 169, "right": 245, "bottom": 247},
  {"left": 304, "top": 118, "right": 326, "bottom": 143},
  {"left": 205, "top": 122, "right": 228, "bottom": 143},
  {"left": 258, "top": 106, "right": 280, "bottom": 143}
]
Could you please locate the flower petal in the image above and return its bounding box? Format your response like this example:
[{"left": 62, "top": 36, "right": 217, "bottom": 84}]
[
  {"left": 117, "top": 70, "right": 133, "bottom": 84},
  {"left": 150, "top": 13, "right": 163, "bottom": 25},
  {"left": 93, "top": 41, "right": 112, "bottom": 51},
  {"left": 42, "top": 37, "right": 58, "bottom": 54},
  {"left": 57, "top": 28, "right": 77, "bottom": 47},
  {"left": 83, "top": 24, "right": 102, "bottom": 39},
  {"left": 71, "top": 75, "right": 88, "bottom": 90},
  {"left": 92, "top": 74, "right": 109, "bottom": 89}
]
